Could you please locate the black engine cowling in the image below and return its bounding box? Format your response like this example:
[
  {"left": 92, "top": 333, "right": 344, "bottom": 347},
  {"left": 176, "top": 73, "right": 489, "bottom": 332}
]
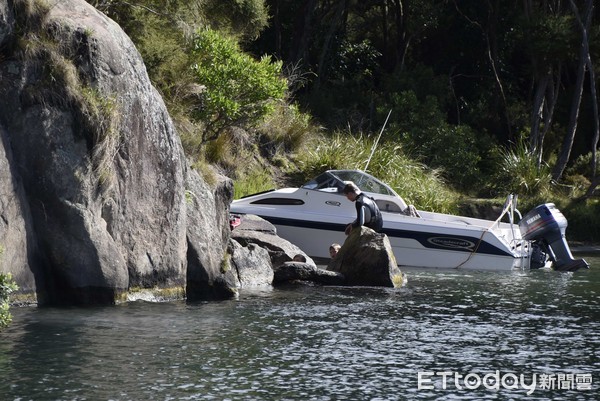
[{"left": 519, "top": 204, "right": 589, "bottom": 271}]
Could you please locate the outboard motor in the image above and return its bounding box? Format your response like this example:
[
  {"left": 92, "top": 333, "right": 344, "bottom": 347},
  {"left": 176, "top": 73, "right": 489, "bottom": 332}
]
[{"left": 519, "top": 204, "right": 589, "bottom": 271}]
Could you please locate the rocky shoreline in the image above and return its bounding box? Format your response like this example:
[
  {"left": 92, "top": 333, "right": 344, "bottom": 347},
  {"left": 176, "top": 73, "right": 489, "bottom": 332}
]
[{"left": 571, "top": 244, "right": 600, "bottom": 255}]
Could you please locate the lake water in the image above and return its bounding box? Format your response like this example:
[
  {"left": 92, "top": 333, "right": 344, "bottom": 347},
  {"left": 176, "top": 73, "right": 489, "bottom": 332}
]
[{"left": 1, "top": 255, "right": 598, "bottom": 400}]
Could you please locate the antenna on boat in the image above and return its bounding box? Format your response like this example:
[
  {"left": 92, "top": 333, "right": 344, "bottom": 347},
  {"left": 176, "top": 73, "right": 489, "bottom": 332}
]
[{"left": 363, "top": 109, "right": 392, "bottom": 172}]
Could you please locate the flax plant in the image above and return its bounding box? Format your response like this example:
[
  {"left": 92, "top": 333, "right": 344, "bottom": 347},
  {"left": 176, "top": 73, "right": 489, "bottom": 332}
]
[{"left": 491, "top": 139, "right": 553, "bottom": 200}]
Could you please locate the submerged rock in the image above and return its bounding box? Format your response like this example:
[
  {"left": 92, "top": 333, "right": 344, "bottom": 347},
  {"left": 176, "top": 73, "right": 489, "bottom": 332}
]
[
  {"left": 328, "top": 226, "right": 405, "bottom": 287},
  {"left": 273, "top": 262, "right": 345, "bottom": 286}
]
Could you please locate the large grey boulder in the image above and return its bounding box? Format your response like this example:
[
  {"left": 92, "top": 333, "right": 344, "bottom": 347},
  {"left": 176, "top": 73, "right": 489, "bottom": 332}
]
[
  {"left": 273, "top": 262, "right": 345, "bottom": 286},
  {"left": 229, "top": 239, "right": 274, "bottom": 288},
  {"left": 229, "top": 214, "right": 329, "bottom": 288},
  {"left": 231, "top": 215, "right": 315, "bottom": 268},
  {"left": 328, "top": 226, "right": 405, "bottom": 287},
  {"left": 185, "top": 170, "right": 237, "bottom": 300},
  {"left": 0, "top": 125, "right": 39, "bottom": 297},
  {"left": 0, "top": 0, "right": 233, "bottom": 304}
]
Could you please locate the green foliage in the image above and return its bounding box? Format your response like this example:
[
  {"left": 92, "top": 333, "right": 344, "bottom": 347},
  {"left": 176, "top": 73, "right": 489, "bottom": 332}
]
[
  {"left": 488, "top": 138, "right": 554, "bottom": 198},
  {"left": 566, "top": 152, "right": 599, "bottom": 178},
  {"left": 191, "top": 159, "right": 218, "bottom": 188},
  {"left": 191, "top": 28, "right": 287, "bottom": 141},
  {"left": 294, "top": 133, "right": 459, "bottom": 213},
  {"left": 388, "top": 90, "right": 446, "bottom": 136},
  {"left": 203, "top": 0, "right": 269, "bottom": 39},
  {"left": 386, "top": 91, "right": 484, "bottom": 190},
  {"left": 0, "top": 269, "right": 18, "bottom": 330},
  {"left": 257, "top": 102, "right": 318, "bottom": 154},
  {"left": 330, "top": 40, "right": 381, "bottom": 83},
  {"left": 80, "top": 87, "right": 121, "bottom": 189},
  {"left": 516, "top": 14, "right": 575, "bottom": 62},
  {"left": 204, "top": 133, "right": 232, "bottom": 165},
  {"left": 561, "top": 174, "right": 591, "bottom": 198},
  {"left": 233, "top": 166, "right": 276, "bottom": 199},
  {"left": 563, "top": 199, "right": 600, "bottom": 243}
]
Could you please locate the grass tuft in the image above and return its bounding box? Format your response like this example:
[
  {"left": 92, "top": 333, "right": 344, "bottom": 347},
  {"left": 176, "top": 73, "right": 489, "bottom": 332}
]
[
  {"left": 294, "top": 132, "right": 459, "bottom": 213},
  {"left": 233, "top": 166, "right": 276, "bottom": 199}
]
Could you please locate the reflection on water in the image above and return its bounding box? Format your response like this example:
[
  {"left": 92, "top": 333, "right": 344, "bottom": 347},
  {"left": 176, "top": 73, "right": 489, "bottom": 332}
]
[{"left": 1, "top": 257, "right": 599, "bottom": 400}]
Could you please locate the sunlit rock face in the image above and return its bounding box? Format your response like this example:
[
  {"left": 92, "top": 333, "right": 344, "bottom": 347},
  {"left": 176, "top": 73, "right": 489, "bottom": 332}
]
[{"left": 0, "top": 0, "right": 233, "bottom": 304}]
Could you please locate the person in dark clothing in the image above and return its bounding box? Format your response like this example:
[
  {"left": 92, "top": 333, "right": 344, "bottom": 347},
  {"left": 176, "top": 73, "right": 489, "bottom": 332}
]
[{"left": 342, "top": 181, "right": 383, "bottom": 235}]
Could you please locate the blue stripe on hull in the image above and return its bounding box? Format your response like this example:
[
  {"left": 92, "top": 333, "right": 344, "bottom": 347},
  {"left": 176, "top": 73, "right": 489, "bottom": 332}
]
[{"left": 261, "top": 215, "right": 513, "bottom": 257}]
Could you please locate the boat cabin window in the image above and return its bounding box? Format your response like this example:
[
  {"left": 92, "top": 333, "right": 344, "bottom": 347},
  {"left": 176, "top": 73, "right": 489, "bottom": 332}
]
[
  {"left": 250, "top": 198, "right": 305, "bottom": 205},
  {"left": 301, "top": 170, "right": 400, "bottom": 197},
  {"left": 301, "top": 172, "right": 344, "bottom": 192},
  {"left": 375, "top": 200, "right": 404, "bottom": 213}
]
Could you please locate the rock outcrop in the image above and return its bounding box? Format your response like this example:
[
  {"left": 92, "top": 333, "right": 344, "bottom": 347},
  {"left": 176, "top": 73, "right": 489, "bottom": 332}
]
[
  {"left": 231, "top": 214, "right": 315, "bottom": 268},
  {"left": 328, "top": 227, "right": 405, "bottom": 287},
  {"left": 273, "top": 262, "right": 345, "bottom": 286},
  {"left": 0, "top": 0, "right": 234, "bottom": 304},
  {"left": 229, "top": 214, "right": 334, "bottom": 287},
  {"left": 229, "top": 239, "right": 274, "bottom": 288}
]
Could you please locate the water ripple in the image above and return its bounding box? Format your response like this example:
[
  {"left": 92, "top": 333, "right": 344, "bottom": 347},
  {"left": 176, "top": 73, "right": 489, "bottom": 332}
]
[{"left": 1, "top": 261, "right": 599, "bottom": 400}]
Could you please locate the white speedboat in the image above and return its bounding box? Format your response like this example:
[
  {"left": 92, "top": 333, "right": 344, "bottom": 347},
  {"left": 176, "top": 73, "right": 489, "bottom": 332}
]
[{"left": 230, "top": 169, "right": 588, "bottom": 271}]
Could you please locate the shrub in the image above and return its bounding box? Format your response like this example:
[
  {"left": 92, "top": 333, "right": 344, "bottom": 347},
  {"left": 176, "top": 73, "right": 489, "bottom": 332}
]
[
  {"left": 233, "top": 166, "right": 276, "bottom": 199},
  {"left": 0, "top": 269, "right": 18, "bottom": 330},
  {"left": 202, "top": 0, "right": 270, "bottom": 39},
  {"left": 563, "top": 199, "right": 600, "bottom": 243},
  {"left": 561, "top": 174, "right": 591, "bottom": 198},
  {"left": 257, "top": 102, "right": 318, "bottom": 155},
  {"left": 418, "top": 124, "right": 483, "bottom": 190},
  {"left": 191, "top": 28, "right": 287, "bottom": 141},
  {"left": 566, "top": 152, "right": 599, "bottom": 179},
  {"left": 487, "top": 138, "right": 554, "bottom": 198},
  {"left": 384, "top": 90, "right": 486, "bottom": 190}
]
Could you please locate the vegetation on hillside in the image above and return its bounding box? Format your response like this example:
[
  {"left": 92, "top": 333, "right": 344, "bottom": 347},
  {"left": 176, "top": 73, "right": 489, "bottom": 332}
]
[
  {"left": 86, "top": 0, "right": 599, "bottom": 241},
  {"left": 0, "top": 244, "right": 18, "bottom": 329}
]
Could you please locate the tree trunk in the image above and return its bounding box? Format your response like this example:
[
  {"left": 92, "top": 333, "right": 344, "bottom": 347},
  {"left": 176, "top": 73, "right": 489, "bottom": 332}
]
[
  {"left": 588, "top": 54, "right": 599, "bottom": 183},
  {"left": 585, "top": 39, "right": 599, "bottom": 185},
  {"left": 288, "top": 0, "right": 318, "bottom": 67},
  {"left": 530, "top": 73, "right": 549, "bottom": 155},
  {"left": 585, "top": 176, "right": 599, "bottom": 197},
  {"left": 454, "top": 0, "right": 512, "bottom": 140},
  {"left": 391, "top": 0, "right": 408, "bottom": 72},
  {"left": 538, "top": 67, "right": 561, "bottom": 167},
  {"left": 552, "top": 0, "right": 593, "bottom": 180},
  {"left": 273, "top": 0, "right": 282, "bottom": 58},
  {"left": 314, "top": 0, "right": 347, "bottom": 89}
]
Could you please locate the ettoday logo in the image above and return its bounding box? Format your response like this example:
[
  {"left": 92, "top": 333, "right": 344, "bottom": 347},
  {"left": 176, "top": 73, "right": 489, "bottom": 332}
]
[{"left": 418, "top": 371, "right": 593, "bottom": 395}]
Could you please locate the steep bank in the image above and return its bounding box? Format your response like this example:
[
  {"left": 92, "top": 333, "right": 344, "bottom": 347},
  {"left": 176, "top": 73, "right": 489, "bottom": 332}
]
[{"left": 0, "top": 0, "right": 237, "bottom": 304}]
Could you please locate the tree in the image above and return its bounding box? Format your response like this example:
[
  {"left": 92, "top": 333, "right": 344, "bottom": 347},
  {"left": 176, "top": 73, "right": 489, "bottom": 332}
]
[
  {"left": 522, "top": 2, "right": 570, "bottom": 169},
  {"left": 191, "top": 29, "right": 288, "bottom": 142},
  {"left": 552, "top": 0, "right": 594, "bottom": 181}
]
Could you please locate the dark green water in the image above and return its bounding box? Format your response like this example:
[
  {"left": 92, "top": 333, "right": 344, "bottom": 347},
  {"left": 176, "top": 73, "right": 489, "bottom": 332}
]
[{"left": 1, "top": 256, "right": 599, "bottom": 401}]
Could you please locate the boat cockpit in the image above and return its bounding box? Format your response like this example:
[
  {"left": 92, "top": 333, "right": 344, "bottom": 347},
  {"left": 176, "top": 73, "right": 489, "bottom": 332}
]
[
  {"left": 302, "top": 170, "right": 398, "bottom": 196},
  {"left": 301, "top": 170, "right": 409, "bottom": 213}
]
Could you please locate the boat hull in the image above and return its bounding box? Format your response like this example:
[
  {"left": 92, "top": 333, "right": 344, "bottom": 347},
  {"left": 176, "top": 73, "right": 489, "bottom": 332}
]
[
  {"left": 239, "top": 213, "right": 529, "bottom": 272},
  {"left": 230, "top": 171, "right": 531, "bottom": 272}
]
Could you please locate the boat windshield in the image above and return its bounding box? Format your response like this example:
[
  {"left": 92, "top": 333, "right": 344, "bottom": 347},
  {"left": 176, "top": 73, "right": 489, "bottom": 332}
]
[{"left": 301, "top": 170, "right": 398, "bottom": 197}]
